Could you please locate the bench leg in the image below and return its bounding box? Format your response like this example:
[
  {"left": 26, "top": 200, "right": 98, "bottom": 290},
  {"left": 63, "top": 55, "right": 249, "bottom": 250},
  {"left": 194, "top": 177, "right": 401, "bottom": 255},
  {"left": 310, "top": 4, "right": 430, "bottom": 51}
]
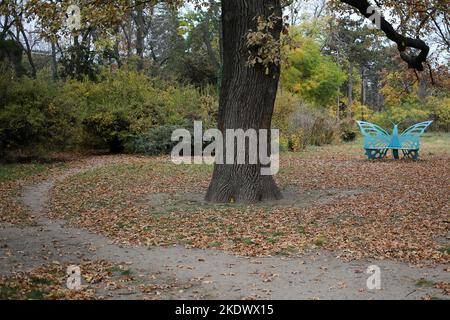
[
  {"left": 365, "top": 149, "right": 387, "bottom": 160},
  {"left": 402, "top": 149, "right": 419, "bottom": 160},
  {"left": 392, "top": 149, "right": 400, "bottom": 159}
]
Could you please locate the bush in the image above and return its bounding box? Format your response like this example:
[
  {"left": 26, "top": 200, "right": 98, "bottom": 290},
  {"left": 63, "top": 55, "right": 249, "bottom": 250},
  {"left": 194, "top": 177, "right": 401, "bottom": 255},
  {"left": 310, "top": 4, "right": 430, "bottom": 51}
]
[
  {"left": 82, "top": 110, "right": 130, "bottom": 153},
  {"left": 288, "top": 104, "right": 338, "bottom": 149},
  {"left": 368, "top": 95, "right": 432, "bottom": 131},
  {"left": 340, "top": 120, "right": 357, "bottom": 142},
  {"left": 125, "top": 125, "right": 181, "bottom": 155},
  {"left": 72, "top": 70, "right": 218, "bottom": 152},
  {"left": 429, "top": 96, "right": 450, "bottom": 131},
  {"left": 0, "top": 69, "right": 219, "bottom": 158},
  {"left": 273, "top": 91, "right": 297, "bottom": 132},
  {"left": 0, "top": 74, "right": 79, "bottom": 160},
  {"left": 274, "top": 93, "right": 339, "bottom": 151},
  {"left": 352, "top": 102, "right": 374, "bottom": 122}
]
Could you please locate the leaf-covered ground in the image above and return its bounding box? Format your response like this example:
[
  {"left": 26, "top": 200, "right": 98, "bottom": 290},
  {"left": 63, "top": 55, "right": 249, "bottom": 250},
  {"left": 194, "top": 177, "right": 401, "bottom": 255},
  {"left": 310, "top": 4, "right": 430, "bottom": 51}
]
[
  {"left": 41, "top": 134, "right": 450, "bottom": 265},
  {"left": 0, "top": 260, "right": 117, "bottom": 300},
  {"left": 0, "top": 259, "right": 181, "bottom": 300},
  {"left": 0, "top": 162, "right": 67, "bottom": 225}
]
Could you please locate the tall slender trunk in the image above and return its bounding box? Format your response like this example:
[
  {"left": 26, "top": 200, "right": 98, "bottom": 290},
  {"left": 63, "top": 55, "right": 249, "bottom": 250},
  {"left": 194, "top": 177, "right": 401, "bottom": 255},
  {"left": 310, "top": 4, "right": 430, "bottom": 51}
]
[
  {"left": 205, "top": 0, "right": 283, "bottom": 204},
  {"left": 135, "top": 1, "right": 144, "bottom": 72},
  {"left": 417, "top": 74, "right": 427, "bottom": 102},
  {"left": 347, "top": 60, "right": 353, "bottom": 120},
  {"left": 122, "top": 3, "right": 133, "bottom": 58},
  {"left": 51, "top": 41, "right": 58, "bottom": 80},
  {"left": 360, "top": 66, "right": 365, "bottom": 105},
  {"left": 202, "top": 2, "right": 220, "bottom": 71},
  {"left": 17, "top": 25, "right": 36, "bottom": 78},
  {"left": 336, "top": 87, "right": 340, "bottom": 120}
]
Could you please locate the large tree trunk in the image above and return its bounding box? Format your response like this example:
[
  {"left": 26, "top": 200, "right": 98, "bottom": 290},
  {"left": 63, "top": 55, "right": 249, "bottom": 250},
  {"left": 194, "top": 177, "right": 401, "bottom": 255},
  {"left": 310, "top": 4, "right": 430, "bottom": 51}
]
[{"left": 205, "top": 0, "right": 283, "bottom": 204}]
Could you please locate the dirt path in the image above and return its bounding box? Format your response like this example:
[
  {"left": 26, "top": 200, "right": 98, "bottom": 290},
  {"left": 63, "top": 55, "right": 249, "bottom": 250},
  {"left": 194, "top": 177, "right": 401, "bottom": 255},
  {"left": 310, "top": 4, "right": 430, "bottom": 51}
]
[{"left": 0, "top": 161, "right": 448, "bottom": 300}]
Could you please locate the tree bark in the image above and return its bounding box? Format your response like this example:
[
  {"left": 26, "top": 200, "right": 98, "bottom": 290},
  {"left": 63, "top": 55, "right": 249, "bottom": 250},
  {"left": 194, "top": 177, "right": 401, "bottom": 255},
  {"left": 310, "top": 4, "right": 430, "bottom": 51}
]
[
  {"left": 336, "top": 87, "right": 340, "bottom": 120},
  {"left": 202, "top": 2, "right": 220, "bottom": 71},
  {"left": 360, "top": 66, "right": 365, "bottom": 105},
  {"left": 51, "top": 41, "right": 58, "bottom": 80},
  {"left": 205, "top": 0, "right": 283, "bottom": 204},
  {"left": 135, "top": 0, "right": 144, "bottom": 72},
  {"left": 19, "top": 30, "right": 36, "bottom": 79},
  {"left": 347, "top": 60, "right": 353, "bottom": 120},
  {"left": 341, "top": 0, "right": 429, "bottom": 71}
]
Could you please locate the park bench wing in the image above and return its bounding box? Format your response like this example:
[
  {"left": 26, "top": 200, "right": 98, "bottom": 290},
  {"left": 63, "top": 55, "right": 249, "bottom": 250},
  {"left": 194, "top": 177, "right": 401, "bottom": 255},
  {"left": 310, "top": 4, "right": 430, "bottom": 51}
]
[
  {"left": 356, "top": 121, "right": 390, "bottom": 150},
  {"left": 399, "top": 121, "right": 433, "bottom": 150}
]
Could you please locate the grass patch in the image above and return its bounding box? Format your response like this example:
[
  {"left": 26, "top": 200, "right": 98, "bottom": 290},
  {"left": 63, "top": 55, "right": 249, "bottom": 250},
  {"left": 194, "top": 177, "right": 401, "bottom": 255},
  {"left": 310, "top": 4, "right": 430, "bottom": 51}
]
[
  {"left": 30, "top": 277, "right": 53, "bottom": 286},
  {"left": 25, "top": 288, "right": 47, "bottom": 300},
  {"left": 415, "top": 278, "right": 435, "bottom": 288},
  {"left": 120, "top": 269, "right": 132, "bottom": 276},
  {"left": 275, "top": 246, "right": 296, "bottom": 256},
  {"left": 208, "top": 241, "right": 222, "bottom": 248},
  {"left": 272, "top": 231, "right": 284, "bottom": 237},
  {"left": 296, "top": 226, "right": 306, "bottom": 234},
  {"left": 437, "top": 246, "right": 450, "bottom": 254},
  {"left": 313, "top": 235, "right": 327, "bottom": 247},
  {"left": 0, "top": 163, "right": 49, "bottom": 182},
  {"left": 232, "top": 237, "right": 254, "bottom": 245},
  {"left": 0, "top": 285, "right": 18, "bottom": 299}
]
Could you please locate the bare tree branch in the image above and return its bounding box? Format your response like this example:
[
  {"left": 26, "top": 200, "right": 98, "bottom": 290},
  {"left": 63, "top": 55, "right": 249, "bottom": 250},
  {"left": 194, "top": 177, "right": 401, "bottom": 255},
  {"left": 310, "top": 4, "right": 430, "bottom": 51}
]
[{"left": 340, "top": 0, "right": 430, "bottom": 71}]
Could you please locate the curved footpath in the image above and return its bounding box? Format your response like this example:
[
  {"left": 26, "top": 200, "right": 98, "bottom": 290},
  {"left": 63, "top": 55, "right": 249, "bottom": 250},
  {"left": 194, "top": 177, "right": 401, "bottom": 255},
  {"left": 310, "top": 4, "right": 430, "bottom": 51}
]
[{"left": 0, "top": 160, "right": 448, "bottom": 300}]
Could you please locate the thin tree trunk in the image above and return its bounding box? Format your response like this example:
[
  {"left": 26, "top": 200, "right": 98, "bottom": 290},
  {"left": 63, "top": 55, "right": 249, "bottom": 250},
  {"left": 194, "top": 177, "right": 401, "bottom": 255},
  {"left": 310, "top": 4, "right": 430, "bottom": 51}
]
[
  {"left": 202, "top": 3, "right": 220, "bottom": 71},
  {"left": 205, "top": 0, "right": 283, "bottom": 204},
  {"left": 16, "top": 17, "right": 36, "bottom": 79},
  {"left": 417, "top": 73, "right": 427, "bottom": 102},
  {"left": 135, "top": 0, "right": 144, "bottom": 72},
  {"left": 337, "top": 87, "right": 340, "bottom": 120},
  {"left": 347, "top": 60, "right": 353, "bottom": 120},
  {"left": 20, "top": 32, "right": 36, "bottom": 78},
  {"left": 51, "top": 41, "right": 58, "bottom": 80},
  {"left": 360, "top": 66, "right": 365, "bottom": 105}
]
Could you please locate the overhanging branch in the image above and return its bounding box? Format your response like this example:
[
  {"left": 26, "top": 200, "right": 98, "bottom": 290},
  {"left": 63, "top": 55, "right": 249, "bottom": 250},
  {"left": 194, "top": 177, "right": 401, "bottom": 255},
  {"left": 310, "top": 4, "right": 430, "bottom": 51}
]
[{"left": 340, "top": 0, "right": 430, "bottom": 71}]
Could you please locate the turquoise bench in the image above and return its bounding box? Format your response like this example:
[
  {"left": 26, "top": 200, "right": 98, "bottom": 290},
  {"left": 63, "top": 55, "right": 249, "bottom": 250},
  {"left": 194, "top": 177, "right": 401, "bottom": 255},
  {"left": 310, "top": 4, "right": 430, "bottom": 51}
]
[{"left": 356, "top": 121, "right": 433, "bottom": 160}]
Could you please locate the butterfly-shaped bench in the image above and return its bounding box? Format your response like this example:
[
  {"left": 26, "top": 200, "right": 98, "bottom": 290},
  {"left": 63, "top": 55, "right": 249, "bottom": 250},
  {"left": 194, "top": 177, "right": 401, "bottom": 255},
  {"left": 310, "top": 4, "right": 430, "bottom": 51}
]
[{"left": 356, "top": 121, "right": 433, "bottom": 160}]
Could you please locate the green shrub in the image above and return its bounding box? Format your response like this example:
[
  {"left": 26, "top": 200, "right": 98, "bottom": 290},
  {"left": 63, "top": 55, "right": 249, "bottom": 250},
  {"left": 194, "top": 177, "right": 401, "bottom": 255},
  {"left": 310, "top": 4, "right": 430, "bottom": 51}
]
[
  {"left": 288, "top": 104, "right": 338, "bottom": 148},
  {"left": 0, "top": 75, "right": 79, "bottom": 159},
  {"left": 274, "top": 93, "right": 339, "bottom": 150},
  {"left": 273, "top": 91, "right": 297, "bottom": 132},
  {"left": 73, "top": 70, "right": 218, "bottom": 152},
  {"left": 429, "top": 96, "right": 450, "bottom": 131},
  {"left": 82, "top": 110, "right": 130, "bottom": 153},
  {"left": 0, "top": 69, "right": 218, "bottom": 158},
  {"left": 125, "top": 125, "right": 181, "bottom": 155},
  {"left": 368, "top": 95, "right": 432, "bottom": 131},
  {"left": 340, "top": 120, "right": 357, "bottom": 142}
]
